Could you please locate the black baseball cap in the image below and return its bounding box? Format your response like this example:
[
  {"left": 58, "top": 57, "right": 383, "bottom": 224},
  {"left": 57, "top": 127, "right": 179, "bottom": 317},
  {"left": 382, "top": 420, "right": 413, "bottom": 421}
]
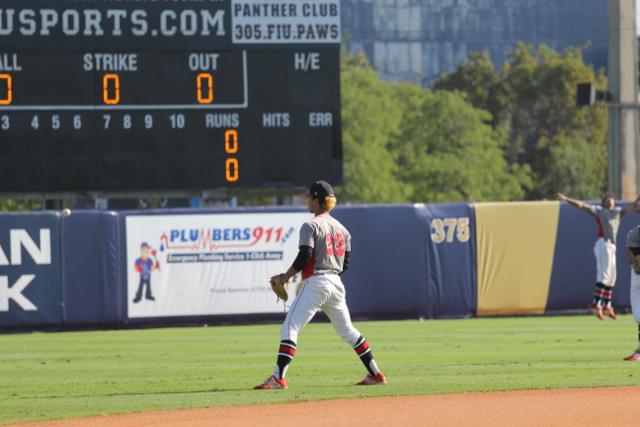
[
  {"left": 306, "top": 180, "right": 334, "bottom": 199},
  {"left": 601, "top": 192, "right": 615, "bottom": 202}
]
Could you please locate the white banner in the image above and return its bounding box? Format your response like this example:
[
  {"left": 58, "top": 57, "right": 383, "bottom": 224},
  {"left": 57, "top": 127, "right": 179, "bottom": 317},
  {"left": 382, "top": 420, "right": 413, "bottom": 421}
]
[
  {"left": 125, "top": 212, "right": 309, "bottom": 318},
  {"left": 231, "top": 0, "right": 341, "bottom": 44}
]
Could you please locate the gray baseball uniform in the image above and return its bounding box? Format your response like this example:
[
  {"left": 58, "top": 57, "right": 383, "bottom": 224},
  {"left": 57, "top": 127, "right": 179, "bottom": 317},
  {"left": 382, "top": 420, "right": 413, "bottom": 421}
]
[
  {"left": 627, "top": 226, "right": 640, "bottom": 322},
  {"left": 298, "top": 213, "right": 351, "bottom": 278},
  {"left": 587, "top": 206, "right": 624, "bottom": 287},
  {"left": 257, "top": 179, "right": 385, "bottom": 390},
  {"left": 281, "top": 213, "right": 359, "bottom": 345},
  {"left": 588, "top": 206, "right": 624, "bottom": 242},
  {"left": 627, "top": 226, "right": 640, "bottom": 248}
]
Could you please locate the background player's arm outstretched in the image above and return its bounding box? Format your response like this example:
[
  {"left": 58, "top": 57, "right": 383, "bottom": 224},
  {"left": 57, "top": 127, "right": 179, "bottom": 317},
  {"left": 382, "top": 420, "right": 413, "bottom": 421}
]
[
  {"left": 621, "top": 196, "right": 640, "bottom": 215},
  {"left": 556, "top": 192, "right": 594, "bottom": 213}
]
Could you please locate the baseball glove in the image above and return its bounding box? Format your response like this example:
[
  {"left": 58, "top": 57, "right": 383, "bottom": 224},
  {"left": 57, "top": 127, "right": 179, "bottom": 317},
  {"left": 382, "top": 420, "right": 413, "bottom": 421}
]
[
  {"left": 629, "top": 249, "right": 640, "bottom": 274},
  {"left": 633, "top": 256, "right": 640, "bottom": 275},
  {"left": 270, "top": 274, "right": 289, "bottom": 302}
]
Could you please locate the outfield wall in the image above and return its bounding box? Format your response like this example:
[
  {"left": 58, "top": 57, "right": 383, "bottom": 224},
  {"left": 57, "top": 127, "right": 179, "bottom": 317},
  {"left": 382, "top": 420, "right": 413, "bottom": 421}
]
[{"left": 0, "top": 202, "right": 636, "bottom": 329}]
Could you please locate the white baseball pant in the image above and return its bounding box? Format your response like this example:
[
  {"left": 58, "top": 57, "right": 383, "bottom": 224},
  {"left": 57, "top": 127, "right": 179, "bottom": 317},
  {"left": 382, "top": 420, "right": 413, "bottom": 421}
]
[
  {"left": 631, "top": 268, "right": 640, "bottom": 323},
  {"left": 594, "top": 238, "right": 617, "bottom": 287},
  {"left": 281, "top": 273, "right": 361, "bottom": 346}
]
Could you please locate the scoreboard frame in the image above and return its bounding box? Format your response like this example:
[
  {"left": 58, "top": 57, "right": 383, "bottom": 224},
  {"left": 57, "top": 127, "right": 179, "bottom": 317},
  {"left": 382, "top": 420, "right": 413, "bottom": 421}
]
[{"left": 0, "top": 0, "right": 343, "bottom": 198}]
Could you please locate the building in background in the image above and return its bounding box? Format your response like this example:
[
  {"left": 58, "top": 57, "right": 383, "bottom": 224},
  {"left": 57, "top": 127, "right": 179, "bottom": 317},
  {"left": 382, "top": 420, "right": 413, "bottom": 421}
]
[{"left": 341, "top": 0, "right": 608, "bottom": 86}]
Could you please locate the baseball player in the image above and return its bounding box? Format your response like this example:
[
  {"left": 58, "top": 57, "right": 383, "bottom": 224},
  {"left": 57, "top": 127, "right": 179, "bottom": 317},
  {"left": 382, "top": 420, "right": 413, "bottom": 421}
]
[
  {"left": 624, "top": 225, "right": 640, "bottom": 361},
  {"left": 556, "top": 192, "right": 640, "bottom": 319},
  {"left": 254, "top": 180, "right": 386, "bottom": 389}
]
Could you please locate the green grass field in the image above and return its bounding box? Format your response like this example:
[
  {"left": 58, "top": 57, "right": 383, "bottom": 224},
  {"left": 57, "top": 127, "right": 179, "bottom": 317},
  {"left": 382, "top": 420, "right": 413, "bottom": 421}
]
[{"left": 1, "top": 315, "right": 640, "bottom": 425}]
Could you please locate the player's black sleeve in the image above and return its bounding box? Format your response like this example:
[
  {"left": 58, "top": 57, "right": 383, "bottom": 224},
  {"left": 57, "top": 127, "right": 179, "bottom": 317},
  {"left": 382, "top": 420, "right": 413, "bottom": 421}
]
[
  {"left": 630, "top": 247, "right": 640, "bottom": 256},
  {"left": 292, "top": 245, "right": 313, "bottom": 271},
  {"left": 340, "top": 251, "right": 351, "bottom": 275}
]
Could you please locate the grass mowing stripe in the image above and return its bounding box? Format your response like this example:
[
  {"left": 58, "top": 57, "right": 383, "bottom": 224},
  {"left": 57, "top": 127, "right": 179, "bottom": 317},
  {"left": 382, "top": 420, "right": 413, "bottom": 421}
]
[{"left": 1, "top": 315, "right": 640, "bottom": 424}]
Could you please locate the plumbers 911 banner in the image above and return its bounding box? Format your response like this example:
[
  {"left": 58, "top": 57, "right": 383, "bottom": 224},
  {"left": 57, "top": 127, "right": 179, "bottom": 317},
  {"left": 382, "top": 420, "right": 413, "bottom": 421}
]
[{"left": 125, "top": 212, "right": 308, "bottom": 318}]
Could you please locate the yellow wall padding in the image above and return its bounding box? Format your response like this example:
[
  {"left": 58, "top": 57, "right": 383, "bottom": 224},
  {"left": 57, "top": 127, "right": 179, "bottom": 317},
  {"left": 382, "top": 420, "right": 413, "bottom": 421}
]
[{"left": 475, "top": 202, "right": 559, "bottom": 316}]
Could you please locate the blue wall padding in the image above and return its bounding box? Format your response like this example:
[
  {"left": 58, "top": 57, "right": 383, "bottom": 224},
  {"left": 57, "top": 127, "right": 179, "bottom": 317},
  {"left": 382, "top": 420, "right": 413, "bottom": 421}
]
[
  {"left": 420, "top": 203, "right": 477, "bottom": 318},
  {"left": 3, "top": 200, "right": 640, "bottom": 330},
  {"left": 61, "top": 211, "right": 123, "bottom": 325},
  {"left": 333, "top": 205, "right": 430, "bottom": 318},
  {"left": 0, "top": 212, "right": 62, "bottom": 327}
]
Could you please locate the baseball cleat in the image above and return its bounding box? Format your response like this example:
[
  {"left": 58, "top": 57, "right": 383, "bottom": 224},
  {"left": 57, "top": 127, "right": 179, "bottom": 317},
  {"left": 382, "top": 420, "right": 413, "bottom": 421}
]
[
  {"left": 604, "top": 306, "right": 617, "bottom": 320},
  {"left": 356, "top": 372, "right": 387, "bottom": 385},
  {"left": 254, "top": 376, "right": 288, "bottom": 390},
  {"left": 623, "top": 351, "right": 640, "bottom": 361},
  {"left": 589, "top": 304, "right": 604, "bottom": 320}
]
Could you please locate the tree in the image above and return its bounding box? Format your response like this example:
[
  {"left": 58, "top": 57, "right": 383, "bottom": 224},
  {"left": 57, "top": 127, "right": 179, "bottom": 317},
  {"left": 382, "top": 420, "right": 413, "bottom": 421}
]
[
  {"left": 339, "top": 52, "right": 411, "bottom": 203},
  {"left": 434, "top": 43, "right": 608, "bottom": 200},
  {"left": 433, "top": 52, "right": 506, "bottom": 128},
  {"left": 521, "top": 45, "right": 607, "bottom": 198},
  {"left": 392, "top": 88, "right": 530, "bottom": 202},
  {"left": 339, "top": 49, "right": 530, "bottom": 203},
  {"left": 538, "top": 134, "right": 606, "bottom": 199},
  {"left": 0, "top": 199, "right": 41, "bottom": 212}
]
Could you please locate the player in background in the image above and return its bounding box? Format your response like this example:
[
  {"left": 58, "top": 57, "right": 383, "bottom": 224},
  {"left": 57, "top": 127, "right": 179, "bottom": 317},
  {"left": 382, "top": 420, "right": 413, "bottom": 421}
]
[
  {"left": 254, "top": 180, "right": 386, "bottom": 389},
  {"left": 624, "top": 225, "right": 640, "bottom": 361},
  {"left": 556, "top": 192, "right": 640, "bottom": 319}
]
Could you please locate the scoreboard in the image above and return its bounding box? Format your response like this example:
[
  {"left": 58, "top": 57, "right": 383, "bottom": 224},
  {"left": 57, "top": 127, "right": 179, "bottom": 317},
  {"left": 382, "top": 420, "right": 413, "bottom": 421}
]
[{"left": 0, "top": 0, "right": 342, "bottom": 193}]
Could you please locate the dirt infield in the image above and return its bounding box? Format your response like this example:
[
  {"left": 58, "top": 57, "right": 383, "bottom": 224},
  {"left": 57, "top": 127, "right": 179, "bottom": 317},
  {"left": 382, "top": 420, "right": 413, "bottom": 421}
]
[{"left": 11, "top": 386, "right": 640, "bottom": 427}]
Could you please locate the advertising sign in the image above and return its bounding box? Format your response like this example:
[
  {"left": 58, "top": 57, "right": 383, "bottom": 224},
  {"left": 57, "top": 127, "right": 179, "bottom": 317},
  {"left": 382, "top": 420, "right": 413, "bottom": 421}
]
[{"left": 126, "top": 212, "right": 308, "bottom": 318}]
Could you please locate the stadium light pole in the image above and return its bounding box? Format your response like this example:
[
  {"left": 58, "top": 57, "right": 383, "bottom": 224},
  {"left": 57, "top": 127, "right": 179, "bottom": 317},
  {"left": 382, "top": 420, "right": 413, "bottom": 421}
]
[{"left": 607, "top": 0, "right": 640, "bottom": 199}]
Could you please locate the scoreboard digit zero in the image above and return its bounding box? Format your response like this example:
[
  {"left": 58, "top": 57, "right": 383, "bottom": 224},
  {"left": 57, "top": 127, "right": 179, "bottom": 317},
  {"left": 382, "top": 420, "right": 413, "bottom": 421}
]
[{"left": 0, "top": 0, "right": 342, "bottom": 193}]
